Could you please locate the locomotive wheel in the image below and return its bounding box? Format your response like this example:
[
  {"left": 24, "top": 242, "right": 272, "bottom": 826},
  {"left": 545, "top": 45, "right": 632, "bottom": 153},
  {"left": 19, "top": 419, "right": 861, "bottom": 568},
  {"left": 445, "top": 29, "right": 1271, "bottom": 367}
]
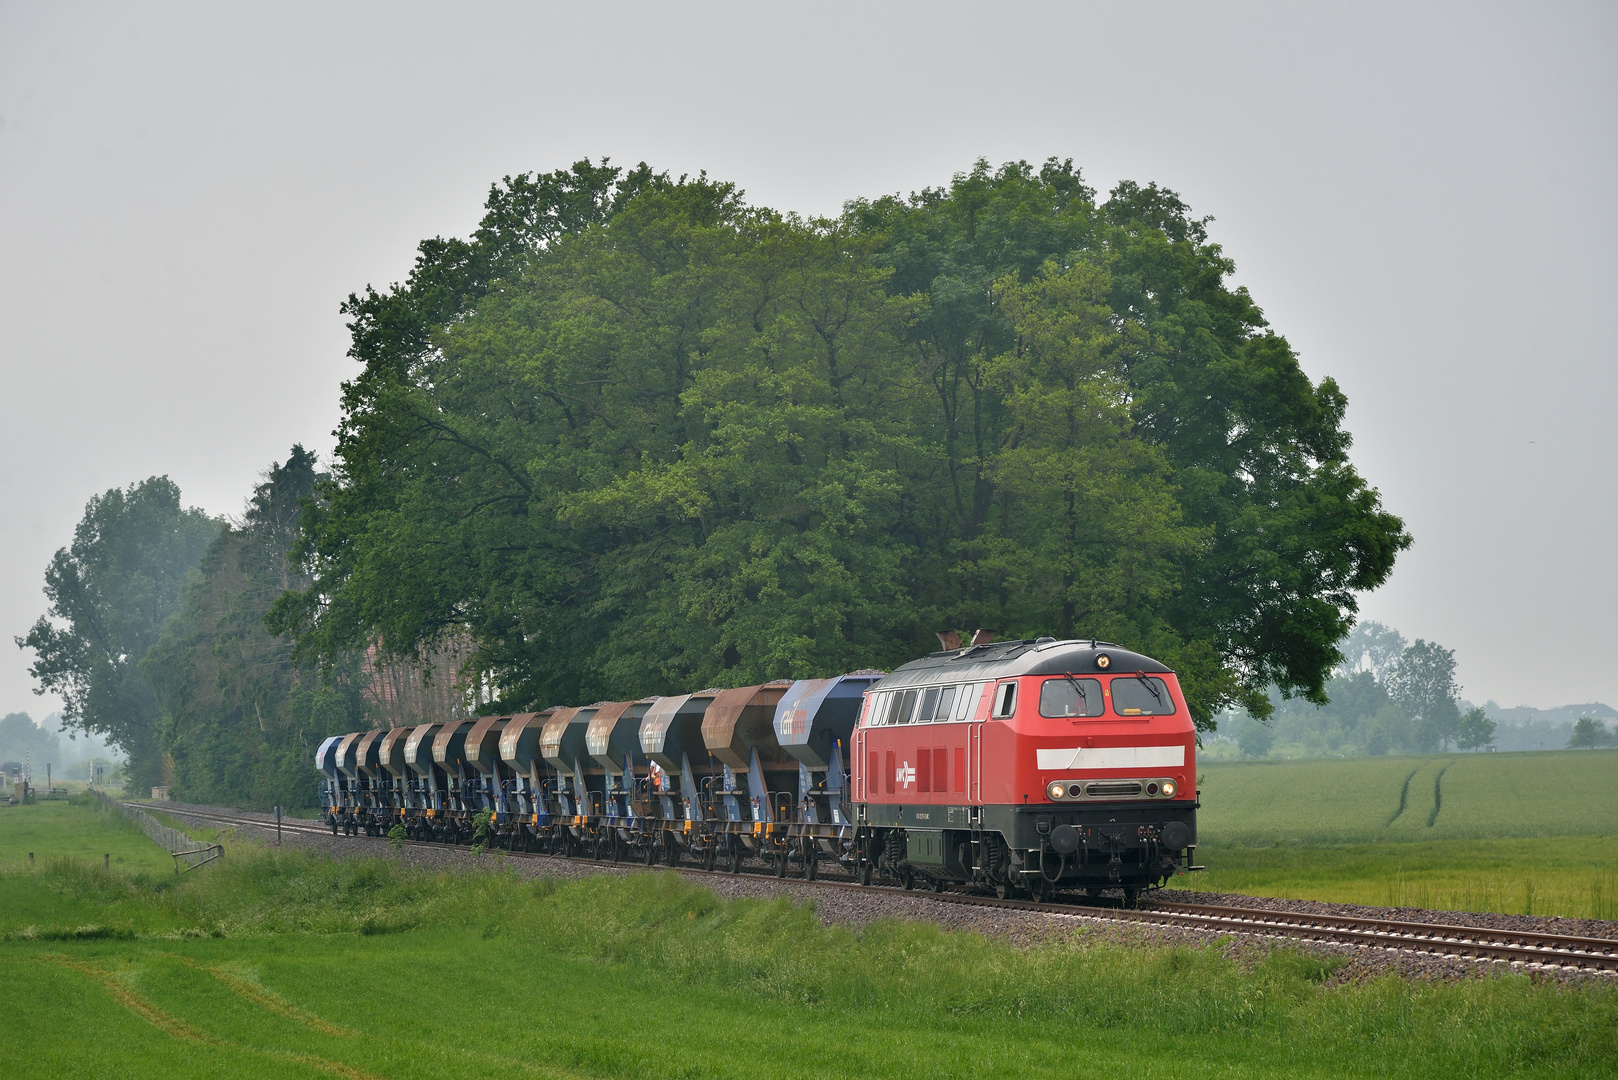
[
  {"left": 644, "top": 840, "right": 656, "bottom": 866},
  {"left": 858, "top": 860, "right": 873, "bottom": 887},
  {"left": 728, "top": 846, "right": 741, "bottom": 875},
  {"left": 329, "top": 816, "right": 337, "bottom": 836},
  {"left": 806, "top": 851, "right": 819, "bottom": 881},
  {"left": 1123, "top": 886, "right": 1139, "bottom": 909},
  {"left": 610, "top": 836, "right": 621, "bottom": 863}
]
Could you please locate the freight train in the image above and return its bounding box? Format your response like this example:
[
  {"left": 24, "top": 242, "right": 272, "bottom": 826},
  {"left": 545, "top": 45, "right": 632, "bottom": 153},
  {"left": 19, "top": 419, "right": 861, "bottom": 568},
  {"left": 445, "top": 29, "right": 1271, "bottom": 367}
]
[{"left": 316, "top": 635, "right": 1199, "bottom": 904}]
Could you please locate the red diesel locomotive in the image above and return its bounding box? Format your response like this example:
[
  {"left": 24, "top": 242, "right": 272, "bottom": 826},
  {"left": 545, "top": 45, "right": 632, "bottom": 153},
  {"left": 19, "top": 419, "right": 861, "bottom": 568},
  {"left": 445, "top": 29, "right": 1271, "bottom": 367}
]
[
  {"left": 851, "top": 636, "right": 1197, "bottom": 903},
  {"left": 316, "top": 635, "right": 1198, "bottom": 904}
]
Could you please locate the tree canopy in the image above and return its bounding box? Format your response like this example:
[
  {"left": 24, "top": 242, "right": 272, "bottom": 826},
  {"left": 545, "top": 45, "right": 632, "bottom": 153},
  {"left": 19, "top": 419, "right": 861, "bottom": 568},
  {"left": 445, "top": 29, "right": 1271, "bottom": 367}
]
[
  {"left": 16, "top": 477, "right": 221, "bottom": 788},
  {"left": 271, "top": 158, "right": 1410, "bottom": 729}
]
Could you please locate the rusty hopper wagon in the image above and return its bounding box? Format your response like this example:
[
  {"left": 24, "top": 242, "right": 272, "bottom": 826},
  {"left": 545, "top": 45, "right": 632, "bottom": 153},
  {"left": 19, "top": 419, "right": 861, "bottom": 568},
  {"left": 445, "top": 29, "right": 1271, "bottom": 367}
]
[{"left": 319, "top": 638, "right": 1199, "bottom": 904}]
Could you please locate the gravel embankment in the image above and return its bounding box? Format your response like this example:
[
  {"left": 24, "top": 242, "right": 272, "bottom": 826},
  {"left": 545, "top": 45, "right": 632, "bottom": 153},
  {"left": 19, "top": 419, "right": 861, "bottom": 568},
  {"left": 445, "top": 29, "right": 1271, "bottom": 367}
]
[{"left": 151, "top": 802, "right": 1615, "bottom": 985}]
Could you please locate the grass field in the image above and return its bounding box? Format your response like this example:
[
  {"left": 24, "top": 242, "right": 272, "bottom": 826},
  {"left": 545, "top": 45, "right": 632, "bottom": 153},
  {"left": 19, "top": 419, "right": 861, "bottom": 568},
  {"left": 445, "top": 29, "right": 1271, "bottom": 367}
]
[
  {"left": 0, "top": 806, "right": 1614, "bottom": 1080},
  {"left": 1167, "top": 749, "right": 1618, "bottom": 918},
  {"left": 0, "top": 795, "right": 176, "bottom": 877}
]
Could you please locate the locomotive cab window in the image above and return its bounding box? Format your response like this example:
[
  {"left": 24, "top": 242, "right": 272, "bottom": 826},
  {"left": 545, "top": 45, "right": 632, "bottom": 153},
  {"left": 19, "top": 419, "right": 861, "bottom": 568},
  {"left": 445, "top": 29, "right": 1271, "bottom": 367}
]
[
  {"left": 991, "top": 682, "right": 1017, "bottom": 718},
  {"left": 1111, "top": 675, "right": 1175, "bottom": 716},
  {"left": 1039, "top": 676, "right": 1105, "bottom": 717}
]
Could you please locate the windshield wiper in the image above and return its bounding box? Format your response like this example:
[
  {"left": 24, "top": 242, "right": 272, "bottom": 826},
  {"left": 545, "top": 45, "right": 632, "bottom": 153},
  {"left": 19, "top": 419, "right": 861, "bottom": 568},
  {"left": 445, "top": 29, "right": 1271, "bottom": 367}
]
[
  {"left": 1061, "top": 671, "right": 1090, "bottom": 714},
  {"left": 1131, "top": 671, "right": 1164, "bottom": 703}
]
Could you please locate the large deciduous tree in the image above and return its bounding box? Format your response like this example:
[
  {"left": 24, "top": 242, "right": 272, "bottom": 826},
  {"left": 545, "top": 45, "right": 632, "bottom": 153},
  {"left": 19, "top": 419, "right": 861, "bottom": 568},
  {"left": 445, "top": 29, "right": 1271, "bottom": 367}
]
[
  {"left": 17, "top": 477, "right": 221, "bottom": 788},
  {"left": 272, "top": 158, "right": 1410, "bottom": 730},
  {"left": 1384, "top": 639, "right": 1462, "bottom": 751},
  {"left": 142, "top": 447, "right": 369, "bottom": 809}
]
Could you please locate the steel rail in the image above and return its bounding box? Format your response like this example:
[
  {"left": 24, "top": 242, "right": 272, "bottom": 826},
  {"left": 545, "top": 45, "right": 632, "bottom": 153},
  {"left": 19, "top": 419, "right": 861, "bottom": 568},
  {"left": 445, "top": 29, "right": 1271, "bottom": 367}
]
[{"left": 148, "top": 804, "right": 1618, "bottom": 973}]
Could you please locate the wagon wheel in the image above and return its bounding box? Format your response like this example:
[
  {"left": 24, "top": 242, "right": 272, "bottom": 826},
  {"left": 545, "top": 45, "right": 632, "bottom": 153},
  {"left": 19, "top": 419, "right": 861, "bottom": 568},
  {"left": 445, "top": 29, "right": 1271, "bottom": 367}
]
[
  {"left": 665, "top": 834, "right": 681, "bottom": 867},
  {"left": 704, "top": 845, "right": 717, "bottom": 872},
  {"left": 1123, "top": 886, "right": 1139, "bottom": 909},
  {"left": 644, "top": 838, "right": 657, "bottom": 866},
  {"left": 774, "top": 850, "right": 787, "bottom": 877},
  {"left": 995, "top": 881, "right": 1011, "bottom": 900}
]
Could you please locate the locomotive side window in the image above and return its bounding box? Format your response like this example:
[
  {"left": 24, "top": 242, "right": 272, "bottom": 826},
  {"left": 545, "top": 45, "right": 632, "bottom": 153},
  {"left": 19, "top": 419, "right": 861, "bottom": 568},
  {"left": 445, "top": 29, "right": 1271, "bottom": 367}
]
[
  {"left": 1039, "top": 677, "right": 1105, "bottom": 717},
  {"left": 935, "top": 685, "right": 957, "bottom": 722},
  {"left": 954, "top": 683, "right": 981, "bottom": 721},
  {"left": 895, "top": 689, "right": 918, "bottom": 725},
  {"left": 918, "top": 687, "right": 940, "bottom": 722},
  {"left": 1111, "top": 675, "right": 1175, "bottom": 716},
  {"left": 991, "top": 681, "right": 1017, "bottom": 718}
]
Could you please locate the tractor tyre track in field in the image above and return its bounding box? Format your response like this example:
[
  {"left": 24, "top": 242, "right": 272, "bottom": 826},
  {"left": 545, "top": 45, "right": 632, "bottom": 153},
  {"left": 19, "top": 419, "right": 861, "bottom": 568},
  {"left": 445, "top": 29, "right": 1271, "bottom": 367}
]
[
  {"left": 1428, "top": 761, "right": 1454, "bottom": 828},
  {"left": 40, "top": 955, "right": 384, "bottom": 1080},
  {"left": 1389, "top": 765, "right": 1422, "bottom": 825}
]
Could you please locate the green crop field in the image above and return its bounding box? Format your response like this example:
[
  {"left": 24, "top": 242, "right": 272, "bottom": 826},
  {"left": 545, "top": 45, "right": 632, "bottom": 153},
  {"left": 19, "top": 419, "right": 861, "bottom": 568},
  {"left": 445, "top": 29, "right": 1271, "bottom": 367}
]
[
  {"left": 1167, "top": 750, "right": 1618, "bottom": 919},
  {"left": 3, "top": 799, "right": 1616, "bottom": 1078}
]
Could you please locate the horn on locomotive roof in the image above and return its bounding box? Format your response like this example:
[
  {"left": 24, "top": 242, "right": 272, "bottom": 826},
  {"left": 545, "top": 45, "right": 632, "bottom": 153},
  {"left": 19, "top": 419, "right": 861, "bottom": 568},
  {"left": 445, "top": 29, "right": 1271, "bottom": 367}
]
[
  {"left": 970, "top": 628, "right": 995, "bottom": 646},
  {"left": 936, "top": 629, "right": 961, "bottom": 651}
]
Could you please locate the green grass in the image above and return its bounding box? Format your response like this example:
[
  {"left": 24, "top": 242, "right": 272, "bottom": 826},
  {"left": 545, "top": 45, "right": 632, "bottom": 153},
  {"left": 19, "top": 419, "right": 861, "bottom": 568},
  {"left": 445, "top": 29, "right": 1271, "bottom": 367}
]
[
  {"left": 0, "top": 794, "right": 176, "bottom": 877},
  {"left": 1165, "top": 750, "right": 1618, "bottom": 919},
  {"left": 1, "top": 845, "right": 1614, "bottom": 1079}
]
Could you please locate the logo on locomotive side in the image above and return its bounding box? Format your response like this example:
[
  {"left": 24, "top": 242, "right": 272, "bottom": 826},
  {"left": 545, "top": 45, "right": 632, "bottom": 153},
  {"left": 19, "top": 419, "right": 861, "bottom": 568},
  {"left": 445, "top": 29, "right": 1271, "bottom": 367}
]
[{"left": 896, "top": 761, "right": 916, "bottom": 788}]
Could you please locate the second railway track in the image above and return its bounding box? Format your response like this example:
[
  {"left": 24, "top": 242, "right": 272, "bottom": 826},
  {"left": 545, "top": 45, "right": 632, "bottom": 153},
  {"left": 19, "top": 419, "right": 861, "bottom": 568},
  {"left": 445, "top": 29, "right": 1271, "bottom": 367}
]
[{"left": 158, "top": 804, "right": 1618, "bottom": 974}]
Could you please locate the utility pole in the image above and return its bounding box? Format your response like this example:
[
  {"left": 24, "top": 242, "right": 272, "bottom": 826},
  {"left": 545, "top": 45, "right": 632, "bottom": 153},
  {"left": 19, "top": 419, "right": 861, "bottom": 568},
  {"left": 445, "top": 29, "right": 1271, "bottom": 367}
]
[{"left": 276, "top": 804, "right": 282, "bottom": 846}]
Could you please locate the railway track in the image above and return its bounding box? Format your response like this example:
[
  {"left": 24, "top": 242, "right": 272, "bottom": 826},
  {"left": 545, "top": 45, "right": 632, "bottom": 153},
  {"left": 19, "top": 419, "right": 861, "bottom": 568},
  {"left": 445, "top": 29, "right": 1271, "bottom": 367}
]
[{"left": 154, "top": 804, "right": 1618, "bottom": 974}]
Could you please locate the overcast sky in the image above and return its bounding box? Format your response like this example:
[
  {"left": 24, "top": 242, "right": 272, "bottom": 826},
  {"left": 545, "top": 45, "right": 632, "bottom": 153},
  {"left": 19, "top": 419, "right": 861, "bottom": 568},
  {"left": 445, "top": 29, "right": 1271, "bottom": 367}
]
[{"left": 2, "top": 2, "right": 1613, "bottom": 722}]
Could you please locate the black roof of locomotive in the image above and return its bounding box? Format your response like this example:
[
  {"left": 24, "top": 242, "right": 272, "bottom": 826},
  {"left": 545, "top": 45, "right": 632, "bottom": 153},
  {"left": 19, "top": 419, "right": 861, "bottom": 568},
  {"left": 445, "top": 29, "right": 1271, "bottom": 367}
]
[{"left": 871, "top": 638, "right": 1172, "bottom": 692}]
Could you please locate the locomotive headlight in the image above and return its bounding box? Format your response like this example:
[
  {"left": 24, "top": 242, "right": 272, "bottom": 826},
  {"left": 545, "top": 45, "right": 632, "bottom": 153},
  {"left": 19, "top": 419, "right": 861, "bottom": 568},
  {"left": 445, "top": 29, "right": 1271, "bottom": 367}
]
[
  {"left": 1048, "top": 781, "right": 1065, "bottom": 801},
  {"left": 1162, "top": 781, "right": 1177, "bottom": 798}
]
